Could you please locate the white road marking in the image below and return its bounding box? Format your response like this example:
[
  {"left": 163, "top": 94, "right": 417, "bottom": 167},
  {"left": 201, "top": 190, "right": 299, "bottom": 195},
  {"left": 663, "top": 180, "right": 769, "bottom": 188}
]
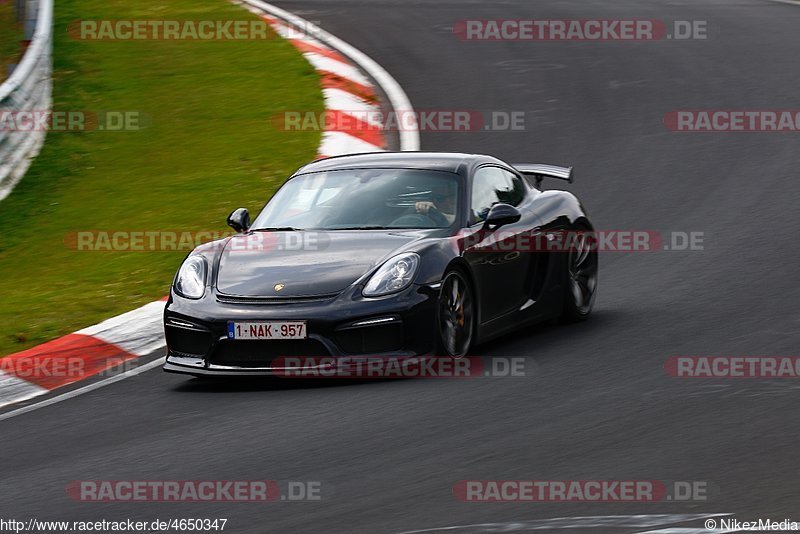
[
  {"left": 0, "top": 370, "right": 48, "bottom": 409},
  {"left": 322, "top": 88, "right": 384, "bottom": 126},
  {"left": 266, "top": 19, "right": 328, "bottom": 49},
  {"left": 0, "top": 357, "right": 164, "bottom": 422},
  {"left": 77, "top": 300, "right": 166, "bottom": 356},
  {"left": 303, "top": 52, "right": 374, "bottom": 87},
  {"left": 241, "top": 0, "right": 420, "bottom": 151},
  {"left": 319, "top": 131, "right": 386, "bottom": 155}
]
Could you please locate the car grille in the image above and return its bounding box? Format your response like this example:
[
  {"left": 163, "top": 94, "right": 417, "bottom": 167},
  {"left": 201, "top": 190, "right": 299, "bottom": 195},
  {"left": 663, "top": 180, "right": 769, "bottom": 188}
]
[
  {"left": 165, "top": 324, "right": 215, "bottom": 357},
  {"left": 216, "top": 293, "right": 338, "bottom": 305},
  {"left": 209, "top": 339, "right": 331, "bottom": 368},
  {"left": 335, "top": 323, "right": 404, "bottom": 354}
]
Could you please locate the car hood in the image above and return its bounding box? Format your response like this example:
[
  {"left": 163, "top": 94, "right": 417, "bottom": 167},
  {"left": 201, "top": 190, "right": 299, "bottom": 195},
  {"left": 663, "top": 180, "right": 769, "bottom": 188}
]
[{"left": 215, "top": 230, "right": 426, "bottom": 298}]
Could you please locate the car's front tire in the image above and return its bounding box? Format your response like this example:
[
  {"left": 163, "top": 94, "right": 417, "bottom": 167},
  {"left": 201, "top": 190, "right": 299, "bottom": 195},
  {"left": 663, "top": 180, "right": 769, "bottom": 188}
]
[{"left": 436, "top": 269, "right": 475, "bottom": 357}]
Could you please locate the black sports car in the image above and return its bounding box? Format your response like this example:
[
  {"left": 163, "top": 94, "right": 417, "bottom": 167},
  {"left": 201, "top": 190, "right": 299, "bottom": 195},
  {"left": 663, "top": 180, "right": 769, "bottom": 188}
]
[{"left": 163, "top": 152, "right": 597, "bottom": 376}]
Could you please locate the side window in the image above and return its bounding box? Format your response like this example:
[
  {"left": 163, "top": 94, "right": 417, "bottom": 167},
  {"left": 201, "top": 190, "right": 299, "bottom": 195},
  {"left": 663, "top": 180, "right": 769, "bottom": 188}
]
[{"left": 470, "top": 167, "right": 525, "bottom": 224}]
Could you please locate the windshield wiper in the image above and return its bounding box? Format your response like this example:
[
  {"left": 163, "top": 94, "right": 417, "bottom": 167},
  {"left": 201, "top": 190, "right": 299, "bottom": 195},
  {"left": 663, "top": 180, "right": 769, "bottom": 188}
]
[{"left": 252, "top": 227, "right": 304, "bottom": 231}]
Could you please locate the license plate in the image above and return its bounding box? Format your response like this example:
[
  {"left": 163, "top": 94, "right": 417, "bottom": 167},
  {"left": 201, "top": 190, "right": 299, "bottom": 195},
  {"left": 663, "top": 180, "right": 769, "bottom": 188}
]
[{"left": 227, "top": 321, "right": 307, "bottom": 340}]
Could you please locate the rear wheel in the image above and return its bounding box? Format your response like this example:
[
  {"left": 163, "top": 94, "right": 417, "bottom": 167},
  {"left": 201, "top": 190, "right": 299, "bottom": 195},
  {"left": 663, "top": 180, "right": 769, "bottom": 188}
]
[
  {"left": 560, "top": 226, "right": 598, "bottom": 322},
  {"left": 437, "top": 270, "right": 474, "bottom": 357}
]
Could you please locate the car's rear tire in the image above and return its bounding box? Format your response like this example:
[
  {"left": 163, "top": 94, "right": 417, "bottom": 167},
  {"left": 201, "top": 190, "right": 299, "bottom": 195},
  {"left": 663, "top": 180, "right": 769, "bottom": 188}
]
[
  {"left": 436, "top": 270, "right": 475, "bottom": 357},
  {"left": 560, "top": 224, "right": 598, "bottom": 322}
]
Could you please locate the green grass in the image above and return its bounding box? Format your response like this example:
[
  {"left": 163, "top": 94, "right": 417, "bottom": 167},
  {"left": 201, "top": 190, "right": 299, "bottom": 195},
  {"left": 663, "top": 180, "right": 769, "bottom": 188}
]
[
  {"left": 0, "top": 0, "right": 323, "bottom": 355},
  {"left": 0, "top": 0, "right": 24, "bottom": 81}
]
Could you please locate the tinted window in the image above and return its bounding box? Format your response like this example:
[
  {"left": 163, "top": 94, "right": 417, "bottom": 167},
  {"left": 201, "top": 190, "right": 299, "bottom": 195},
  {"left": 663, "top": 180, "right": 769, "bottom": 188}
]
[{"left": 470, "top": 167, "right": 525, "bottom": 224}]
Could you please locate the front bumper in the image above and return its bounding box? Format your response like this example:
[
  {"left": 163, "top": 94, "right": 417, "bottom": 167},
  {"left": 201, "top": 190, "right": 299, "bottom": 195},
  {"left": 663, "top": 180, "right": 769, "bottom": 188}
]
[{"left": 163, "top": 283, "right": 439, "bottom": 376}]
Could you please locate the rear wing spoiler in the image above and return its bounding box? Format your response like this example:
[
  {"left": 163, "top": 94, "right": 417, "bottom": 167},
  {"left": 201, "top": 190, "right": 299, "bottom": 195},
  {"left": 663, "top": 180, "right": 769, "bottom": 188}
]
[{"left": 513, "top": 164, "right": 574, "bottom": 187}]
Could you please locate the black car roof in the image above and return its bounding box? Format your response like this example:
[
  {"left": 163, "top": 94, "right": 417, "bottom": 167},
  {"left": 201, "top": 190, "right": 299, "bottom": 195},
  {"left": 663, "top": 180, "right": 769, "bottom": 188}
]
[{"left": 293, "top": 152, "right": 502, "bottom": 175}]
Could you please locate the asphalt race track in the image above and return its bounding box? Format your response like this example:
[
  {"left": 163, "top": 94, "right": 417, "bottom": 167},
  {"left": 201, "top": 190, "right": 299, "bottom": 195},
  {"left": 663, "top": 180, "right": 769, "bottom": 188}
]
[{"left": 2, "top": 0, "right": 800, "bottom": 532}]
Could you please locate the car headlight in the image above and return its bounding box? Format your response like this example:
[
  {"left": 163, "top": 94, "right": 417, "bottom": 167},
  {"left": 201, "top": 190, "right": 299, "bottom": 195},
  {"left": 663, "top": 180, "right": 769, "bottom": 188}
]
[
  {"left": 363, "top": 253, "right": 420, "bottom": 297},
  {"left": 174, "top": 255, "right": 207, "bottom": 299}
]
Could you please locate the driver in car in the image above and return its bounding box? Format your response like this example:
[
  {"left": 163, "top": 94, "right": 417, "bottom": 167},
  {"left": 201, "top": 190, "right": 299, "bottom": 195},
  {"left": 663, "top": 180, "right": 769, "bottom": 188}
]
[{"left": 414, "top": 185, "right": 456, "bottom": 227}]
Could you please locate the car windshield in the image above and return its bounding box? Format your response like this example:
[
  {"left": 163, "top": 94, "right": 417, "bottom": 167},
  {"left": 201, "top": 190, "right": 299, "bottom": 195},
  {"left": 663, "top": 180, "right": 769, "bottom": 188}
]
[{"left": 251, "top": 168, "right": 461, "bottom": 230}]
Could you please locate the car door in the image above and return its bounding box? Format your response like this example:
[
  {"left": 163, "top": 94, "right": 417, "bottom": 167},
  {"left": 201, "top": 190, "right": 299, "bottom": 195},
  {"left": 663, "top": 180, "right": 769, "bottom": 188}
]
[{"left": 463, "top": 165, "right": 542, "bottom": 323}]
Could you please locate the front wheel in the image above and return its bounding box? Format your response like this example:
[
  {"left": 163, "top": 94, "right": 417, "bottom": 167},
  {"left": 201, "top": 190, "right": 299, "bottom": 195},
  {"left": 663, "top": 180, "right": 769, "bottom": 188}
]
[
  {"left": 560, "top": 226, "right": 598, "bottom": 322},
  {"left": 437, "top": 270, "right": 475, "bottom": 357}
]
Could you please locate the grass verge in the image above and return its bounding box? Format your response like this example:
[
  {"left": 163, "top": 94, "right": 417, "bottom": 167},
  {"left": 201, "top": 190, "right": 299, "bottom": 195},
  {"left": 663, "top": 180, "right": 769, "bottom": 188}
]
[
  {"left": 0, "top": 0, "right": 323, "bottom": 355},
  {"left": 0, "top": 0, "right": 24, "bottom": 81}
]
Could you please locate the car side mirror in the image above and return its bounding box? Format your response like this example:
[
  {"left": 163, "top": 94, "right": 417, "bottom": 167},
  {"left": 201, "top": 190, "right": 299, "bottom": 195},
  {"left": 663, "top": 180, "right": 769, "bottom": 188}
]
[
  {"left": 484, "top": 203, "right": 521, "bottom": 229},
  {"left": 227, "top": 208, "right": 250, "bottom": 233}
]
